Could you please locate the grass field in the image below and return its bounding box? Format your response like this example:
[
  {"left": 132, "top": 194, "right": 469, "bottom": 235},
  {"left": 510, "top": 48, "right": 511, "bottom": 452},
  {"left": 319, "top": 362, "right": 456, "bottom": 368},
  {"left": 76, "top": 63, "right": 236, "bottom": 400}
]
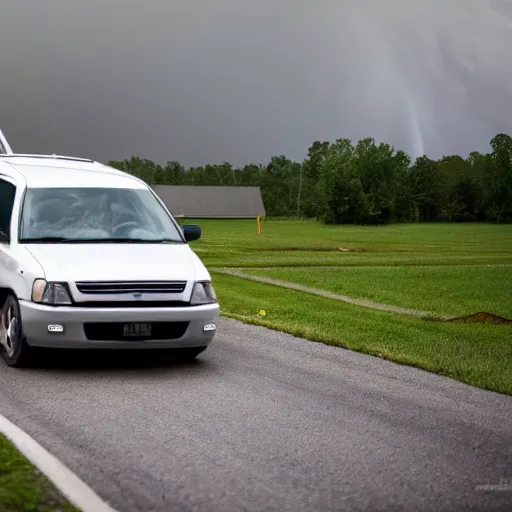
[
  {"left": 0, "top": 434, "right": 79, "bottom": 512},
  {"left": 192, "top": 219, "right": 512, "bottom": 268},
  {"left": 186, "top": 219, "right": 512, "bottom": 395},
  {"left": 244, "top": 266, "right": 512, "bottom": 319}
]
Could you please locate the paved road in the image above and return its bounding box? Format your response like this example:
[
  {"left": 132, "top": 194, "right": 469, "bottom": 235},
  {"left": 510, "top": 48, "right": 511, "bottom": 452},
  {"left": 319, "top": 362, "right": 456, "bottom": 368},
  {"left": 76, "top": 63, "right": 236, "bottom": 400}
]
[{"left": 1, "top": 319, "right": 512, "bottom": 512}]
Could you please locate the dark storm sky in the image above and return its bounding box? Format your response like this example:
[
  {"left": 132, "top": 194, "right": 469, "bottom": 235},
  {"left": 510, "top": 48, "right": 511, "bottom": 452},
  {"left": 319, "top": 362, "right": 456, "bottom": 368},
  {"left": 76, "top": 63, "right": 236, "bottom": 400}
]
[{"left": 1, "top": 0, "right": 512, "bottom": 167}]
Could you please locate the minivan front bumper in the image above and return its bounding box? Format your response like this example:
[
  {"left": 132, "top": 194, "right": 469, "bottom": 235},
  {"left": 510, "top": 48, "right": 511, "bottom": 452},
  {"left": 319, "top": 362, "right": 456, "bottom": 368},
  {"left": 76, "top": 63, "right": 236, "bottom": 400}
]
[{"left": 19, "top": 300, "right": 220, "bottom": 349}]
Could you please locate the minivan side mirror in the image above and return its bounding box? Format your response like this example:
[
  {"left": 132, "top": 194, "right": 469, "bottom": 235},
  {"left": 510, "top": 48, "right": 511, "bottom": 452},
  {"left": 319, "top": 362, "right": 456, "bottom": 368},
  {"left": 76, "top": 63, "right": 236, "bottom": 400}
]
[{"left": 182, "top": 224, "right": 202, "bottom": 242}]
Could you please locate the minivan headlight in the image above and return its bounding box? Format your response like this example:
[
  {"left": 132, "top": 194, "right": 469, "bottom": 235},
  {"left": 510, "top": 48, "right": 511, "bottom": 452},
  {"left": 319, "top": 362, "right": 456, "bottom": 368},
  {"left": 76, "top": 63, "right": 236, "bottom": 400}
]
[
  {"left": 32, "top": 279, "right": 72, "bottom": 305},
  {"left": 190, "top": 281, "right": 217, "bottom": 305}
]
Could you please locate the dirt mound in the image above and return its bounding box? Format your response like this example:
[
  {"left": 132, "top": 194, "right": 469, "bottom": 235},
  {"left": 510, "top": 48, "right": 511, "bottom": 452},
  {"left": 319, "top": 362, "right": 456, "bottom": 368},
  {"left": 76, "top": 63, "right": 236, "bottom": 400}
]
[{"left": 447, "top": 312, "right": 512, "bottom": 325}]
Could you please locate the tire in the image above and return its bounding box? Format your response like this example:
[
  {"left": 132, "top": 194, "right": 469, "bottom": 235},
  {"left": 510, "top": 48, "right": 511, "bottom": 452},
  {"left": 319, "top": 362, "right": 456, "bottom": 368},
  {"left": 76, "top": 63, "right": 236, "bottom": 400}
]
[
  {"left": 1, "top": 295, "right": 32, "bottom": 368},
  {"left": 171, "top": 346, "right": 207, "bottom": 362}
]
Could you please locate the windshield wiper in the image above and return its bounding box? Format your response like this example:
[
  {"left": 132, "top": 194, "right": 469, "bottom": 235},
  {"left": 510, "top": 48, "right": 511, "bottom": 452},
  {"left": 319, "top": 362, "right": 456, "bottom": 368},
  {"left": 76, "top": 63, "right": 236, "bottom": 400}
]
[
  {"left": 20, "top": 237, "right": 183, "bottom": 244},
  {"left": 81, "top": 238, "right": 183, "bottom": 244},
  {"left": 20, "top": 237, "right": 76, "bottom": 243}
]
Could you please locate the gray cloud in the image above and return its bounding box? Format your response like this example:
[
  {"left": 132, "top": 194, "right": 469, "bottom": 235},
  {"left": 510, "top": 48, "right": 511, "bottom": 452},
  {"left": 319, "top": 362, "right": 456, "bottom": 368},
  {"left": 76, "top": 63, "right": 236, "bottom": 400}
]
[{"left": 1, "top": 0, "right": 512, "bottom": 167}]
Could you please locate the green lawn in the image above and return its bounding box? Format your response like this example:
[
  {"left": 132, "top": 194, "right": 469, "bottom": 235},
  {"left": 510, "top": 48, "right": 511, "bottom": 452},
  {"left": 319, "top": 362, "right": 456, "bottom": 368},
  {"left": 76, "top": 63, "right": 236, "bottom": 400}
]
[
  {"left": 191, "top": 219, "right": 512, "bottom": 268},
  {"left": 0, "top": 434, "right": 80, "bottom": 512},
  {"left": 192, "top": 219, "right": 512, "bottom": 253},
  {"left": 244, "top": 265, "right": 512, "bottom": 319},
  {"left": 186, "top": 219, "right": 512, "bottom": 395}
]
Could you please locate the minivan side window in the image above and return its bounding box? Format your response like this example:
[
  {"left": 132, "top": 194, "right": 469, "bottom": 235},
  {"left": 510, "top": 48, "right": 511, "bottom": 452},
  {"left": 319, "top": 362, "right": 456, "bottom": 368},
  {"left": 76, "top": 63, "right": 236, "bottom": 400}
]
[{"left": 0, "top": 178, "right": 16, "bottom": 240}]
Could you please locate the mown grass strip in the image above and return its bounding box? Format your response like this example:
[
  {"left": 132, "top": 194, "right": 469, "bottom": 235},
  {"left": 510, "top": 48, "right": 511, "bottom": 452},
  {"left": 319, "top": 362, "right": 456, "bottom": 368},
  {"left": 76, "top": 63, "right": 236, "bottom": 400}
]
[
  {"left": 214, "top": 268, "right": 435, "bottom": 319},
  {"left": 0, "top": 434, "right": 80, "bottom": 512}
]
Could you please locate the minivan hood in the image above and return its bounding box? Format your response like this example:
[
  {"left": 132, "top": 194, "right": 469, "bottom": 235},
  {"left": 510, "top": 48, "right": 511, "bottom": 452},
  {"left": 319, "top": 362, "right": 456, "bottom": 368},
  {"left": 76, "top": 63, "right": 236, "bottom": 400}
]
[{"left": 24, "top": 243, "right": 208, "bottom": 283}]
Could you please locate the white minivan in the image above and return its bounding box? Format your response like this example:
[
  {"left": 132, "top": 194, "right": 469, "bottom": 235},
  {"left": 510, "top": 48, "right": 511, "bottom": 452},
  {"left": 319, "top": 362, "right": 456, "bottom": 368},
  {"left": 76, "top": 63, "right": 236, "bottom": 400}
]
[{"left": 0, "top": 142, "right": 219, "bottom": 367}]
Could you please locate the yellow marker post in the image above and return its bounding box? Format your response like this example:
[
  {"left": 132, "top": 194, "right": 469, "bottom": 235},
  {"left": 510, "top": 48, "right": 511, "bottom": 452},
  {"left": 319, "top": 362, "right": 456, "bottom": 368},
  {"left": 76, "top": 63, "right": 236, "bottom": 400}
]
[{"left": 257, "top": 216, "right": 262, "bottom": 236}]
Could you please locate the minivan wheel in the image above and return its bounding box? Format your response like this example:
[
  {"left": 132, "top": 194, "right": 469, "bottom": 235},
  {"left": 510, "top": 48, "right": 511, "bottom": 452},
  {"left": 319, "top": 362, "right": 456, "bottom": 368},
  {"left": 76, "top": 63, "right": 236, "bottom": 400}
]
[{"left": 0, "top": 295, "right": 32, "bottom": 367}]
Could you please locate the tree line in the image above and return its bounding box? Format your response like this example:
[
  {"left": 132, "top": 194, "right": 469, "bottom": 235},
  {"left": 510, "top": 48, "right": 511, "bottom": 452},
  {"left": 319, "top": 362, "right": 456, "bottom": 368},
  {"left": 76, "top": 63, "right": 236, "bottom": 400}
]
[{"left": 108, "top": 133, "right": 512, "bottom": 224}]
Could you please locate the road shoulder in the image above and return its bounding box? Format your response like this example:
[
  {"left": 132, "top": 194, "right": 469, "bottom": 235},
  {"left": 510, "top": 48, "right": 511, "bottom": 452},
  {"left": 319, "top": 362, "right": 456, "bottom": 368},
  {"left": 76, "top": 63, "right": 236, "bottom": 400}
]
[{"left": 0, "top": 413, "right": 117, "bottom": 512}]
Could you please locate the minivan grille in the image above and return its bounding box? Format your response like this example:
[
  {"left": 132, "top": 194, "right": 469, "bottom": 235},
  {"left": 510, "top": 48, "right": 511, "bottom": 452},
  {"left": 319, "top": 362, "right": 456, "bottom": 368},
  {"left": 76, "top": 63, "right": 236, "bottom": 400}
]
[
  {"left": 75, "top": 281, "right": 186, "bottom": 295},
  {"left": 74, "top": 301, "right": 190, "bottom": 308}
]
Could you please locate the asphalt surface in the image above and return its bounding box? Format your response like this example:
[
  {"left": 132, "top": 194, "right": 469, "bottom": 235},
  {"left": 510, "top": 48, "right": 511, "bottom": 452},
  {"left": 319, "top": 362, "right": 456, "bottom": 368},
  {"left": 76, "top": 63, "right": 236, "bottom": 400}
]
[{"left": 1, "top": 318, "right": 512, "bottom": 512}]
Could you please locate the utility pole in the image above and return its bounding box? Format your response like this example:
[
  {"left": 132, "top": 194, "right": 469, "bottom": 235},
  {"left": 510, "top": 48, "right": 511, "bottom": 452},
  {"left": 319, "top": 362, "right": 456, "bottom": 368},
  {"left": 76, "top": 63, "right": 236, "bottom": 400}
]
[{"left": 297, "top": 163, "right": 303, "bottom": 220}]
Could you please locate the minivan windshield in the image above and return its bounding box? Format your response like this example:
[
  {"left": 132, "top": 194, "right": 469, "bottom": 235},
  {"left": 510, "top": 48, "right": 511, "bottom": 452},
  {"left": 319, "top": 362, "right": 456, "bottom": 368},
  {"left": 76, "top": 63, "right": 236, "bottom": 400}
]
[{"left": 19, "top": 187, "right": 184, "bottom": 243}]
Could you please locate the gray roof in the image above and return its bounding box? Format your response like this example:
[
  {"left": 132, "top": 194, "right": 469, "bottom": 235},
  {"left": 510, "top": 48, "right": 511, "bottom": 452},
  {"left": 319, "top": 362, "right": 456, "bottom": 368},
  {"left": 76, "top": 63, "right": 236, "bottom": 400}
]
[{"left": 151, "top": 185, "right": 266, "bottom": 218}]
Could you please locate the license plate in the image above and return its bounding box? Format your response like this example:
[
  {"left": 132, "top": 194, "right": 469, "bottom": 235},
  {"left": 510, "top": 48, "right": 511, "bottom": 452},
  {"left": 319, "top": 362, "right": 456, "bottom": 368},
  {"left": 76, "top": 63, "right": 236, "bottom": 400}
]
[{"left": 123, "top": 323, "right": 152, "bottom": 337}]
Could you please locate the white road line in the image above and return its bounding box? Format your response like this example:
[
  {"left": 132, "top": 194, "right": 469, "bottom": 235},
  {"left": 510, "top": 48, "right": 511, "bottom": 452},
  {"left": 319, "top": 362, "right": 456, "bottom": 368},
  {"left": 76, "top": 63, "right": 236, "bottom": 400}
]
[{"left": 0, "top": 413, "right": 118, "bottom": 512}]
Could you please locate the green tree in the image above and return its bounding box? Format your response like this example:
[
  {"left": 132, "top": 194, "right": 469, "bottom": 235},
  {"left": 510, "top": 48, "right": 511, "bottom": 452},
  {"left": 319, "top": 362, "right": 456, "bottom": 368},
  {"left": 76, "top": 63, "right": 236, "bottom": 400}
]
[
  {"left": 159, "top": 161, "right": 186, "bottom": 185},
  {"left": 408, "top": 156, "right": 447, "bottom": 222},
  {"left": 108, "top": 157, "right": 161, "bottom": 183},
  {"left": 318, "top": 139, "right": 372, "bottom": 224},
  {"left": 300, "top": 141, "right": 330, "bottom": 219},
  {"left": 353, "top": 138, "right": 411, "bottom": 224},
  {"left": 485, "top": 134, "right": 512, "bottom": 223},
  {"left": 260, "top": 156, "right": 301, "bottom": 216}
]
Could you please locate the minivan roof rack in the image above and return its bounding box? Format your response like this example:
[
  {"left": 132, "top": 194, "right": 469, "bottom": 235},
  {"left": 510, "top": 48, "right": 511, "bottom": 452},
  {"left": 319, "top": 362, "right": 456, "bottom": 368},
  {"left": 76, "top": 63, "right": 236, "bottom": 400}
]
[
  {"left": 0, "top": 129, "right": 14, "bottom": 155},
  {"left": 0, "top": 153, "right": 95, "bottom": 163},
  {"left": 0, "top": 128, "right": 94, "bottom": 163}
]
